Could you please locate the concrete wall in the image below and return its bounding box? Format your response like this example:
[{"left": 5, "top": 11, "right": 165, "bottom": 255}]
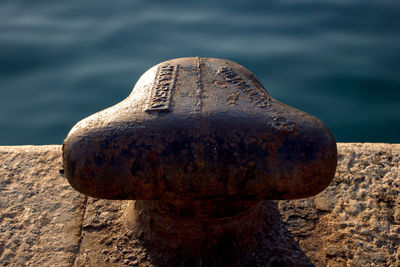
[{"left": 0, "top": 143, "right": 399, "bottom": 266}]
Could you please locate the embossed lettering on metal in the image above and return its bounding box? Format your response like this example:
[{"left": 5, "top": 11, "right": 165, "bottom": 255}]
[
  {"left": 146, "top": 64, "right": 177, "bottom": 111},
  {"left": 217, "top": 66, "right": 270, "bottom": 107}
]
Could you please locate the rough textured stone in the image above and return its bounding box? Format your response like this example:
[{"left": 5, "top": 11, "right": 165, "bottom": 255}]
[
  {"left": 279, "top": 143, "right": 400, "bottom": 267},
  {"left": 0, "top": 143, "right": 399, "bottom": 266},
  {"left": 0, "top": 146, "right": 86, "bottom": 266}
]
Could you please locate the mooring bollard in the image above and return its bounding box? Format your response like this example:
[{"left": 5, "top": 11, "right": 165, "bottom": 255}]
[{"left": 62, "top": 57, "right": 337, "bottom": 260}]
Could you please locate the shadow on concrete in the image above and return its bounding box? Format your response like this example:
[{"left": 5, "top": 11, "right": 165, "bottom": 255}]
[{"left": 131, "top": 201, "right": 314, "bottom": 267}]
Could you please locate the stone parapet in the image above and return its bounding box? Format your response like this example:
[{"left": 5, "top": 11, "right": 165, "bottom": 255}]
[{"left": 0, "top": 143, "right": 399, "bottom": 266}]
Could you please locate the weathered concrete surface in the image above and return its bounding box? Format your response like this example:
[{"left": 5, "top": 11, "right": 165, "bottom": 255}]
[
  {"left": 0, "top": 143, "right": 399, "bottom": 266},
  {"left": 0, "top": 146, "right": 86, "bottom": 266},
  {"left": 279, "top": 143, "right": 400, "bottom": 267}
]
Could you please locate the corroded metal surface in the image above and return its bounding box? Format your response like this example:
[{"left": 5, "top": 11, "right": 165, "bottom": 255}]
[{"left": 63, "top": 57, "right": 337, "bottom": 201}]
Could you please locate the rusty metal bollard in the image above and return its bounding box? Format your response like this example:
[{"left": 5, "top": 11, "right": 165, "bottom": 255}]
[{"left": 62, "top": 57, "right": 337, "bottom": 260}]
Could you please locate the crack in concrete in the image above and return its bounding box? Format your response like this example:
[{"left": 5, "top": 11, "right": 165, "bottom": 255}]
[{"left": 72, "top": 196, "right": 88, "bottom": 267}]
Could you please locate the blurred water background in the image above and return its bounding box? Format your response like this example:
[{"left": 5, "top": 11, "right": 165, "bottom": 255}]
[{"left": 0, "top": 0, "right": 399, "bottom": 145}]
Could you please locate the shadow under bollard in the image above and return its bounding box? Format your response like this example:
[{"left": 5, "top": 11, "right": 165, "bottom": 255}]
[{"left": 74, "top": 199, "right": 315, "bottom": 266}]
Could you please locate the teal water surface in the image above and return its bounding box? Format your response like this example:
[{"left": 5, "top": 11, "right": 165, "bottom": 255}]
[{"left": 1, "top": 0, "right": 399, "bottom": 145}]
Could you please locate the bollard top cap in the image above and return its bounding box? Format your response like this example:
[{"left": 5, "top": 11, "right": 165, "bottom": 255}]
[{"left": 63, "top": 57, "right": 337, "bottom": 200}]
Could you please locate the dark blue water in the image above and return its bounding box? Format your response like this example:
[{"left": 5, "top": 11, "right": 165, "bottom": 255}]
[{"left": 1, "top": 0, "right": 399, "bottom": 145}]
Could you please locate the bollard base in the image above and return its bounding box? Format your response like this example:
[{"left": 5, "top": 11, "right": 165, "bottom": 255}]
[
  {"left": 118, "top": 200, "right": 312, "bottom": 266},
  {"left": 129, "top": 200, "right": 262, "bottom": 256}
]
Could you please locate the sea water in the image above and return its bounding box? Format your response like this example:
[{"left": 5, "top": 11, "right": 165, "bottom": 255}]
[{"left": 0, "top": 0, "right": 399, "bottom": 144}]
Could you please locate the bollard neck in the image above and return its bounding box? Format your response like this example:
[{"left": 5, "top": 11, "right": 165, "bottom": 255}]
[{"left": 129, "top": 200, "right": 264, "bottom": 254}]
